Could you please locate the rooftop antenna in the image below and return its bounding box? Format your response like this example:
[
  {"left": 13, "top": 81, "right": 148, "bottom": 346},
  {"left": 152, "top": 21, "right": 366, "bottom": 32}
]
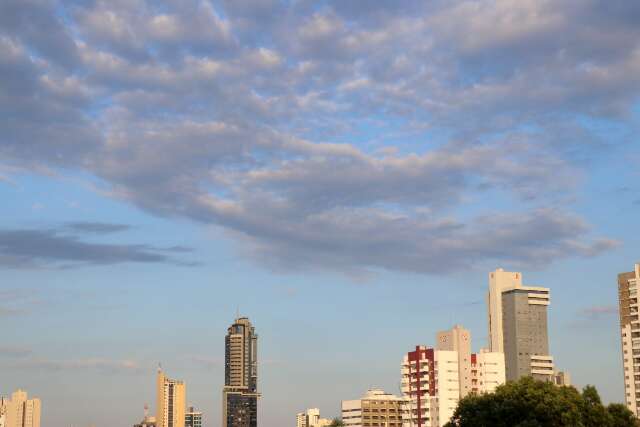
[{"left": 144, "top": 403, "right": 149, "bottom": 418}]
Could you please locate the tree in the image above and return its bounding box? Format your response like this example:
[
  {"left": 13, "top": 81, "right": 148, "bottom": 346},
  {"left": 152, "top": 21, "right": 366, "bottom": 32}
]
[
  {"left": 329, "top": 418, "right": 345, "bottom": 427},
  {"left": 444, "top": 377, "right": 639, "bottom": 427}
]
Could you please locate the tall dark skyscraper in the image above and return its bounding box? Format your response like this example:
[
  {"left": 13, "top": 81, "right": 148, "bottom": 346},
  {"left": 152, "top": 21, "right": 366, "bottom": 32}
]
[{"left": 222, "top": 317, "right": 259, "bottom": 427}]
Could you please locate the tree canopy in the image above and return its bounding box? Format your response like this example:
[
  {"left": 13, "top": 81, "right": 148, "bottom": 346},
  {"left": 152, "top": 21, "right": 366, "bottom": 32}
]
[{"left": 444, "top": 377, "right": 639, "bottom": 427}]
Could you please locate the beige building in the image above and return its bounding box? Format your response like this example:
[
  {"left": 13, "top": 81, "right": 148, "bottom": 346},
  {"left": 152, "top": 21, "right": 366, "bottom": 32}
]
[
  {"left": 0, "top": 390, "right": 41, "bottom": 427},
  {"left": 437, "top": 325, "right": 472, "bottom": 398},
  {"left": 296, "top": 408, "right": 331, "bottom": 427},
  {"left": 342, "top": 389, "right": 406, "bottom": 427},
  {"left": 156, "top": 367, "right": 186, "bottom": 427},
  {"left": 619, "top": 263, "right": 640, "bottom": 417}
]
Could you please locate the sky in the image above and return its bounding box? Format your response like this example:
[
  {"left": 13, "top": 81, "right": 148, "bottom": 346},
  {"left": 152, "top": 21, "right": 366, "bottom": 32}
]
[{"left": 0, "top": 0, "right": 639, "bottom": 425}]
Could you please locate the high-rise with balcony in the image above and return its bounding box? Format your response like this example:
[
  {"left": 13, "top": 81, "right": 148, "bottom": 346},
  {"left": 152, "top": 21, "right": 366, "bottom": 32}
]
[
  {"left": 619, "top": 263, "right": 640, "bottom": 417},
  {"left": 222, "top": 316, "right": 259, "bottom": 427},
  {"left": 402, "top": 326, "right": 505, "bottom": 427},
  {"left": 156, "top": 367, "right": 186, "bottom": 427},
  {"left": 0, "top": 390, "right": 41, "bottom": 427},
  {"left": 487, "top": 268, "right": 555, "bottom": 382}
]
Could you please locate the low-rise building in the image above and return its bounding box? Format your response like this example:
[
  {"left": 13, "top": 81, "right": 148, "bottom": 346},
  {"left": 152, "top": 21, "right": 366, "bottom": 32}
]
[{"left": 342, "top": 389, "right": 405, "bottom": 427}]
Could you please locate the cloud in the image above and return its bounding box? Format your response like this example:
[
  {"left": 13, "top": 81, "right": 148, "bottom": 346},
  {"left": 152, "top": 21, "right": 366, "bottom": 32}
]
[
  {"left": 0, "top": 346, "right": 33, "bottom": 358},
  {"left": 188, "top": 355, "right": 223, "bottom": 370},
  {"left": 0, "top": 227, "right": 197, "bottom": 269},
  {"left": 1, "top": 0, "right": 636, "bottom": 276},
  {"left": 11, "top": 358, "right": 141, "bottom": 374},
  {"left": 65, "top": 221, "right": 131, "bottom": 234},
  {"left": 579, "top": 305, "right": 618, "bottom": 320}
]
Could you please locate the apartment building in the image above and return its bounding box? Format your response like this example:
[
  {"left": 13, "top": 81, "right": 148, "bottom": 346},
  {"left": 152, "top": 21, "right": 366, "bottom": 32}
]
[
  {"left": 156, "top": 368, "right": 186, "bottom": 427},
  {"left": 342, "top": 389, "right": 406, "bottom": 427},
  {"left": 296, "top": 408, "right": 331, "bottom": 427},
  {"left": 619, "top": 263, "right": 640, "bottom": 416},
  {"left": 0, "top": 390, "right": 41, "bottom": 427}
]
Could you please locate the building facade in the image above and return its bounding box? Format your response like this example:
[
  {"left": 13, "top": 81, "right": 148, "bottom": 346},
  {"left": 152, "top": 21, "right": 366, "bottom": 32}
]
[
  {"left": 156, "top": 368, "right": 186, "bottom": 427},
  {"left": 501, "top": 286, "right": 553, "bottom": 381},
  {"left": 342, "top": 389, "right": 405, "bottom": 427},
  {"left": 296, "top": 408, "right": 331, "bottom": 427},
  {"left": 185, "top": 407, "right": 202, "bottom": 427},
  {"left": 0, "top": 390, "right": 41, "bottom": 427},
  {"left": 470, "top": 349, "right": 506, "bottom": 394},
  {"left": 401, "top": 347, "right": 459, "bottom": 427},
  {"left": 619, "top": 263, "right": 640, "bottom": 417},
  {"left": 402, "top": 326, "right": 506, "bottom": 427},
  {"left": 222, "top": 317, "right": 260, "bottom": 427},
  {"left": 487, "top": 268, "right": 556, "bottom": 382},
  {"left": 436, "top": 325, "right": 472, "bottom": 398}
]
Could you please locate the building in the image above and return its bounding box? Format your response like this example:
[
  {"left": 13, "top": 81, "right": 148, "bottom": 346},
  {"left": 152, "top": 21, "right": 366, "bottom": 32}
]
[
  {"left": 156, "top": 367, "right": 186, "bottom": 427},
  {"left": 133, "top": 404, "right": 156, "bottom": 427},
  {"left": 402, "top": 326, "right": 505, "bottom": 427},
  {"left": 470, "top": 349, "right": 506, "bottom": 394},
  {"left": 552, "top": 371, "right": 571, "bottom": 387},
  {"left": 619, "top": 263, "right": 640, "bottom": 417},
  {"left": 0, "top": 397, "right": 7, "bottom": 427},
  {"left": 185, "top": 407, "right": 202, "bottom": 427},
  {"left": 436, "top": 325, "right": 472, "bottom": 398},
  {"left": 401, "top": 347, "right": 459, "bottom": 427},
  {"left": 0, "top": 390, "right": 41, "bottom": 427},
  {"left": 487, "top": 268, "right": 556, "bottom": 382},
  {"left": 296, "top": 408, "right": 331, "bottom": 427},
  {"left": 222, "top": 316, "right": 260, "bottom": 427},
  {"left": 342, "top": 389, "right": 405, "bottom": 427}
]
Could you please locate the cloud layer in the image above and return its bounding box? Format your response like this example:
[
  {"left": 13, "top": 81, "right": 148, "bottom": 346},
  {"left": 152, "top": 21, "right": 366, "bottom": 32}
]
[
  {"left": 0, "top": 223, "right": 197, "bottom": 268},
  {"left": 1, "top": 0, "right": 637, "bottom": 275}
]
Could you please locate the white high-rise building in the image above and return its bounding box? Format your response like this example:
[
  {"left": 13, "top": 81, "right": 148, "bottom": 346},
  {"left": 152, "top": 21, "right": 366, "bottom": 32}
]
[
  {"left": 619, "top": 263, "right": 640, "bottom": 417},
  {"left": 471, "top": 349, "right": 506, "bottom": 394},
  {"left": 402, "top": 326, "right": 505, "bottom": 427},
  {"left": 401, "top": 347, "right": 459, "bottom": 427}
]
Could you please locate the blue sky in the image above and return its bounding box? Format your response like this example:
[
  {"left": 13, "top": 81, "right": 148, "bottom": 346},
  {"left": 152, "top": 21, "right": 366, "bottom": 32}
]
[{"left": 1, "top": 0, "right": 639, "bottom": 426}]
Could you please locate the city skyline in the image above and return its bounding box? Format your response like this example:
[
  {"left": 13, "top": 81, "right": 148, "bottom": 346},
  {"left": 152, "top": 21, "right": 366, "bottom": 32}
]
[{"left": 1, "top": 0, "right": 640, "bottom": 426}]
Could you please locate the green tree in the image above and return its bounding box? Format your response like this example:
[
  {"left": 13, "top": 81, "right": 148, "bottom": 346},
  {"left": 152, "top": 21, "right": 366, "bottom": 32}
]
[
  {"left": 444, "top": 377, "right": 639, "bottom": 427},
  {"left": 329, "top": 418, "right": 345, "bottom": 427},
  {"left": 608, "top": 403, "right": 639, "bottom": 427}
]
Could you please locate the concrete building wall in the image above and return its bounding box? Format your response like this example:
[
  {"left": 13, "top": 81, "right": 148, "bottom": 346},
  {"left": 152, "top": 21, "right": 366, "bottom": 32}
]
[{"left": 501, "top": 287, "right": 553, "bottom": 382}]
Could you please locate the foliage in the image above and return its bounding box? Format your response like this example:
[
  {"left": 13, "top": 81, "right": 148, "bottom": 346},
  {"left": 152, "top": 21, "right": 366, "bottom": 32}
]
[
  {"left": 329, "top": 418, "right": 345, "bottom": 427},
  {"left": 444, "top": 377, "right": 639, "bottom": 427}
]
